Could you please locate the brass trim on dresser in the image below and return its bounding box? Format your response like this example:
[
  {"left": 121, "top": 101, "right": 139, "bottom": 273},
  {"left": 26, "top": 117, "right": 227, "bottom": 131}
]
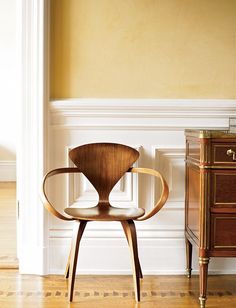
[
  {"left": 185, "top": 129, "right": 236, "bottom": 139},
  {"left": 199, "top": 257, "right": 210, "bottom": 265},
  {"left": 185, "top": 159, "right": 236, "bottom": 169},
  {"left": 199, "top": 170, "right": 210, "bottom": 250},
  {"left": 200, "top": 139, "right": 211, "bottom": 165},
  {"left": 199, "top": 297, "right": 206, "bottom": 308},
  {"left": 213, "top": 245, "right": 236, "bottom": 248},
  {"left": 202, "top": 165, "right": 236, "bottom": 170}
]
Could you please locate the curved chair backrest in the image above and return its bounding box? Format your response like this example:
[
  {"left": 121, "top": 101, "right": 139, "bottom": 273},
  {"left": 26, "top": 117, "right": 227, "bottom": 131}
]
[{"left": 69, "top": 143, "right": 139, "bottom": 203}]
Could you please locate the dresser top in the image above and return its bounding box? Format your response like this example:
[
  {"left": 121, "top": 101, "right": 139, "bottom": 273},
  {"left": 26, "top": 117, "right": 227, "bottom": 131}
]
[{"left": 185, "top": 129, "right": 236, "bottom": 139}]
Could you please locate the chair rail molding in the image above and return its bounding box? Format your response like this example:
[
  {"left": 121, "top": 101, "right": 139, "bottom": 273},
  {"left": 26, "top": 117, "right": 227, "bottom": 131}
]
[
  {"left": 17, "top": 0, "right": 49, "bottom": 274},
  {"left": 50, "top": 99, "right": 236, "bottom": 130}
]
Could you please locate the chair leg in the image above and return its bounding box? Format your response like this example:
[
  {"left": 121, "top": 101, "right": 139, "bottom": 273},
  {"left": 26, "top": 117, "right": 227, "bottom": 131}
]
[
  {"left": 122, "top": 220, "right": 140, "bottom": 302},
  {"left": 121, "top": 221, "right": 143, "bottom": 279},
  {"left": 68, "top": 220, "right": 87, "bottom": 302},
  {"left": 65, "top": 246, "right": 71, "bottom": 279}
]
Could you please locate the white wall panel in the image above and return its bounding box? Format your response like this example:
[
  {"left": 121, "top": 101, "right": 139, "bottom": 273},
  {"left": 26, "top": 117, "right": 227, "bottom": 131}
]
[{"left": 154, "top": 147, "right": 185, "bottom": 210}]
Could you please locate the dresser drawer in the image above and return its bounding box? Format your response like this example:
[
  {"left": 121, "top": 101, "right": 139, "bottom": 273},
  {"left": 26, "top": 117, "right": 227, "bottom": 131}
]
[
  {"left": 212, "top": 143, "right": 236, "bottom": 165},
  {"left": 211, "top": 171, "right": 236, "bottom": 207},
  {"left": 211, "top": 214, "right": 236, "bottom": 250}
]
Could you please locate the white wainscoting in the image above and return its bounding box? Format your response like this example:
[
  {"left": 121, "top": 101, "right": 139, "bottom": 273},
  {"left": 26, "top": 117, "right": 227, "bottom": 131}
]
[{"left": 48, "top": 99, "right": 236, "bottom": 275}]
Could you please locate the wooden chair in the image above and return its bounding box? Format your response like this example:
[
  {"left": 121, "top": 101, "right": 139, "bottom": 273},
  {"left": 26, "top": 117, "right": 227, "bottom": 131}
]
[{"left": 41, "top": 143, "right": 169, "bottom": 302}]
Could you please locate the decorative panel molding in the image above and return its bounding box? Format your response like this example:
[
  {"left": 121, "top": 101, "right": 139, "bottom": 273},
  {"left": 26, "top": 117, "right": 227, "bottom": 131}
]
[{"left": 153, "top": 147, "right": 185, "bottom": 210}]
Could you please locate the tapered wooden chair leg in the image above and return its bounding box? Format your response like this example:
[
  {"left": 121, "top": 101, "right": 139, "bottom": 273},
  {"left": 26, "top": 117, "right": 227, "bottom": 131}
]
[
  {"left": 121, "top": 221, "right": 143, "bottom": 279},
  {"left": 68, "top": 220, "right": 87, "bottom": 302},
  {"left": 123, "top": 220, "right": 140, "bottom": 302},
  {"left": 65, "top": 246, "right": 71, "bottom": 279}
]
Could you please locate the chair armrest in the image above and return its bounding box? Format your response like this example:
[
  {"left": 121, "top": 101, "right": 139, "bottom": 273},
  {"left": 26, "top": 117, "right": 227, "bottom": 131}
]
[
  {"left": 40, "top": 167, "right": 81, "bottom": 221},
  {"left": 129, "top": 167, "right": 169, "bottom": 221}
]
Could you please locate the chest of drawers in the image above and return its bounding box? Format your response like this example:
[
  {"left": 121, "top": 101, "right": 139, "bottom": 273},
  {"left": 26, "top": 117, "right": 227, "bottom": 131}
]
[{"left": 185, "top": 129, "right": 236, "bottom": 308}]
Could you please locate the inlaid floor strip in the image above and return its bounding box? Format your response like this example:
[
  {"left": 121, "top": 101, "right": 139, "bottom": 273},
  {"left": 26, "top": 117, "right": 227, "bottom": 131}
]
[
  {"left": 0, "top": 290, "right": 234, "bottom": 298},
  {"left": 0, "top": 291, "right": 236, "bottom": 298}
]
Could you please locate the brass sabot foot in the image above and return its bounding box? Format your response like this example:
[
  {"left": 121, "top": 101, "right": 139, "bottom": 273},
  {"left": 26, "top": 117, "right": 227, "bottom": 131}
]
[
  {"left": 199, "top": 297, "right": 206, "bottom": 308},
  {"left": 186, "top": 268, "right": 192, "bottom": 278}
]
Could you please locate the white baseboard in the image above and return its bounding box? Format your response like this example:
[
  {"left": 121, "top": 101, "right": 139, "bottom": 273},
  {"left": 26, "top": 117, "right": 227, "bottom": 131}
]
[
  {"left": 48, "top": 237, "right": 236, "bottom": 275},
  {"left": 50, "top": 269, "right": 236, "bottom": 275},
  {"left": 0, "top": 161, "right": 16, "bottom": 181}
]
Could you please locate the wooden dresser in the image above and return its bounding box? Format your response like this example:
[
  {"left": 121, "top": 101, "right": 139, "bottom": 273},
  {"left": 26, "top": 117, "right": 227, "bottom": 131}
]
[{"left": 185, "top": 129, "right": 236, "bottom": 308}]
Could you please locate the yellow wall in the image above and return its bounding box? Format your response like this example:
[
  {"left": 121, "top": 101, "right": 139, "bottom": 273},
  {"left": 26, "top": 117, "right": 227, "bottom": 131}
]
[{"left": 50, "top": 0, "right": 236, "bottom": 99}]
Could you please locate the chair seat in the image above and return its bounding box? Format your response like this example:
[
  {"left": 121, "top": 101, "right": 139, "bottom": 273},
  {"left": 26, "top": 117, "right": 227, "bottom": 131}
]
[{"left": 64, "top": 205, "right": 145, "bottom": 221}]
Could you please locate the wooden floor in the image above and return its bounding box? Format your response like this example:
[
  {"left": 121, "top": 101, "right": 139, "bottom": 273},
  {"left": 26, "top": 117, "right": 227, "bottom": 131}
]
[
  {"left": 0, "top": 182, "right": 18, "bottom": 268},
  {"left": 0, "top": 271, "right": 236, "bottom": 307}
]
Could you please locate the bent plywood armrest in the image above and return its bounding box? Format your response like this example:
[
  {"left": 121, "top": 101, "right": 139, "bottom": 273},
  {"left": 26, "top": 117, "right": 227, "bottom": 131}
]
[
  {"left": 129, "top": 167, "right": 169, "bottom": 221},
  {"left": 40, "top": 167, "right": 82, "bottom": 221},
  {"left": 41, "top": 166, "right": 169, "bottom": 221}
]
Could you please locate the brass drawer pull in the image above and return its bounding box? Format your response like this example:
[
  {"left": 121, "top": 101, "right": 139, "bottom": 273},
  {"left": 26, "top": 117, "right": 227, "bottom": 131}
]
[{"left": 226, "top": 149, "right": 236, "bottom": 161}]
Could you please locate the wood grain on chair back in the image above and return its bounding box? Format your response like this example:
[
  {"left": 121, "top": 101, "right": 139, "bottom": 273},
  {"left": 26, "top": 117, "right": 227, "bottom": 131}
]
[{"left": 69, "top": 143, "right": 139, "bottom": 203}]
